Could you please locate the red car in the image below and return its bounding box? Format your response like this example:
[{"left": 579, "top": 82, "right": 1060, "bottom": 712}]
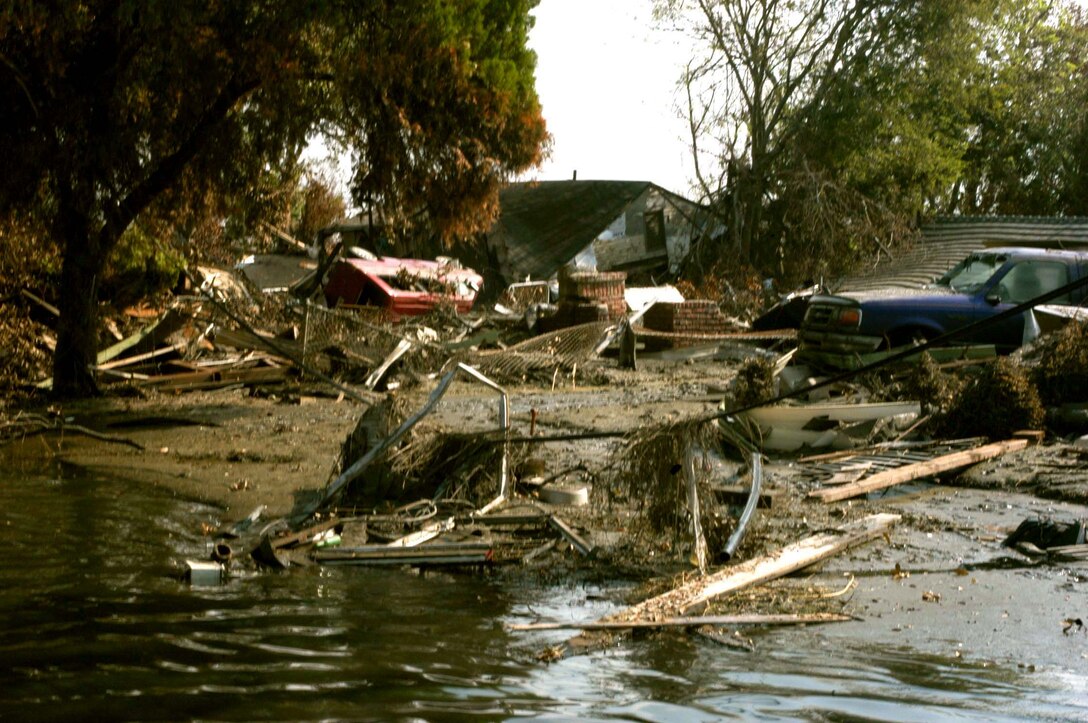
[{"left": 323, "top": 257, "right": 483, "bottom": 317}]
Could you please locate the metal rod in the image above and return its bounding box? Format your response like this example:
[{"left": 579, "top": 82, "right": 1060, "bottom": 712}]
[{"left": 721, "top": 452, "right": 763, "bottom": 562}]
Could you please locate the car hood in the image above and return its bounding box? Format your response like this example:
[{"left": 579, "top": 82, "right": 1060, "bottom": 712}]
[{"left": 833, "top": 286, "right": 961, "bottom": 303}]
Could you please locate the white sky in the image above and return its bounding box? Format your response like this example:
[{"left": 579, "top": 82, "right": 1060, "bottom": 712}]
[{"left": 523, "top": 0, "right": 698, "bottom": 195}]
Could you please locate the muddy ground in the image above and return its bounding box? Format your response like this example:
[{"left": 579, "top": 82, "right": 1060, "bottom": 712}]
[{"left": 5, "top": 356, "right": 1088, "bottom": 673}]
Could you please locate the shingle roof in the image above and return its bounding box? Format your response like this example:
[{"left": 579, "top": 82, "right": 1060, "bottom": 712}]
[
  {"left": 839, "top": 216, "right": 1088, "bottom": 292},
  {"left": 492, "top": 180, "right": 652, "bottom": 280}
]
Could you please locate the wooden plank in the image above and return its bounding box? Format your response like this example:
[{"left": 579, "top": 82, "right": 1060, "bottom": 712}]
[
  {"left": 20, "top": 288, "right": 59, "bottom": 317},
  {"left": 212, "top": 327, "right": 301, "bottom": 356},
  {"left": 148, "top": 365, "right": 290, "bottom": 391},
  {"left": 510, "top": 612, "right": 853, "bottom": 632},
  {"left": 584, "top": 514, "right": 899, "bottom": 628},
  {"left": 95, "top": 342, "right": 185, "bottom": 371},
  {"left": 809, "top": 439, "right": 1029, "bottom": 503},
  {"left": 548, "top": 515, "right": 594, "bottom": 556},
  {"left": 313, "top": 542, "right": 492, "bottom": 565},
  {"left": 386, "top": 517, "right": 454, "bottom": 548},
  {"left": 453, "top": 513, "right": 549, "bottom": 527},
  {"left": 96, "top": 308, "right": 189, "bottom": 365},
  {"left": 266, "top": 519, "right": 341, "bottom": 550},
  {"left": 365, "top": 338, "right": 412, "bottom": 390}
]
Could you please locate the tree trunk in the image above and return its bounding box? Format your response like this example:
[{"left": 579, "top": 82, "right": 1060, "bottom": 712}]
[{"left": 53, "top": 230, "right": 104, "bottom": 397}]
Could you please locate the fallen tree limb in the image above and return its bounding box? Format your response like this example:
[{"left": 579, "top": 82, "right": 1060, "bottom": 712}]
[
  {"left": 808, "top": 439, "right": 1029, "bottom": 503},
  {"left": 1, "top": 417, "right": 145, "bottom": 451},
  {"left": 511, "top": 612, "right": 853, "bottom": 632}
]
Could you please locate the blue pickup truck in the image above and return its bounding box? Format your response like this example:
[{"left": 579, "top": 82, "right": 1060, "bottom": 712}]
[{"left": 798, "top": 247, "right": 1088, "bottom": 356}]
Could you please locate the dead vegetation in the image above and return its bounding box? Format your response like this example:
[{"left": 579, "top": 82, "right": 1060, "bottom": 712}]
[
  {"left": 729, "top": 356, "right": 778, "bottom": 408},
  {"left": 608, "top": 420, "right": 724, "bottom": 544},
  {"left": 937, "top": 358, "right": 1044, "bottom": 440},
  {"left": 1031, "top": 320, "right": 1088, "bottom": 406}
]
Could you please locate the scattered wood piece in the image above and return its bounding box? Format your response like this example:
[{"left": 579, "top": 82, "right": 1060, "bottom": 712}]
[
  {"left": 313, "top": 542, "right": 492, "bottom": 566},
  {"left": 685, "top": 445, "right": 708, "bottom": 574},
  {"left": 454, "top": 513, "right": 549, "bottom": 527},
  {"left": 20, "top": 288, "right": 59, "bottom": 318},
  {"left": 265, "top": 519, "right": 341, "bottom": 550},
  {"left": 824, "top": 463, "right": 873, "bottom": 486},
  {"left": 585, "top": 514, "right": 899, "bottom": 632},
  {"left": 365, "top": 338, "right": 413, "bottom": 390},
  {"left": 548, "top": 514, "right": 594, "bottom": 556},
  {"left": 809, "top": 438, "right": 1029, "bottom": 503},
  {"left": 147, "top": 365, "right": 290, "bottom": 392},
  {"left": 96, "top": 307, "right": 188, "bottom": 365},
  {"left": 386, "top": 517, "right": 455, "bottom": 548},
  {"left": 1047, "top": 544, "right": 1088, "bottom": 562},
  {"left": 262, "top": 222, "right": 309, "bottom": 251},
  {"left": 212, "top": 327, "right": 300, "bottom": 356},
  {"left": 510, "top": 612, "right": 854, "bottom": 632},
  {"left": 95, "top": 342, "right": 186, "bottom": 371},
  {"left": 1013, "top": 429, "right": 1045, "bottom": 444}
]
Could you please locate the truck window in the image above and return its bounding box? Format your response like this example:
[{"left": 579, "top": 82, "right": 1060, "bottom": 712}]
[
  {"left": 994, "top": 261, "right": 1070, "bottom": 304},
  {"left": 938, "top": 253, "right": 1006, "bottom": 293}
]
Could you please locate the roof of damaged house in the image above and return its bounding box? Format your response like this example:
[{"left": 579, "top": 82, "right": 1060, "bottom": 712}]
[
  {"left": 839, "top": 215, "right": 1088, "bottom": 292},
  {"left": 491, "top": 180, "right": 654, "bottom": 281}
]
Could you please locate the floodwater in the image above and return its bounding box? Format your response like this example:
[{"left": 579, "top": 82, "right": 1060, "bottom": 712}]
[{"left": 1, "top": 465, "right": 1085, "bottom": 722}]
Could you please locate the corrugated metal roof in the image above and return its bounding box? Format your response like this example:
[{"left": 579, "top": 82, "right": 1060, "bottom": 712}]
[
  {"left": 491, "top": 180, "right": 652, "bottom": 281},
  {"left": 839, "top": 216, "right": 1088, "bottom": 292}
]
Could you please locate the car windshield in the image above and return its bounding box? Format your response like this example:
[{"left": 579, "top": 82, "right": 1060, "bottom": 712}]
[{"left": 936, "top": 253, "right": 1007, "bottom": 293}]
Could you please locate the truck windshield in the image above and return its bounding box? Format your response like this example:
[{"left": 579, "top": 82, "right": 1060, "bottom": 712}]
[{"left": 936, "top": 253, "right": 1007, "bottom": 293}]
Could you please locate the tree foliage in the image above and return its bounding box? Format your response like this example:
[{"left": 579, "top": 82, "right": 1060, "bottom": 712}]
[
  {"left": 663, "top": 0, "right": 1088, "bottom": 286},
  {"left": 0, "top": 0, "right": 547, "bottom": 395}
]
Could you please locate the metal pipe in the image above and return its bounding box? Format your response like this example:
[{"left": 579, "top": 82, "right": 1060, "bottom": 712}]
[{"left": 721, "top": 452, "right": 763, "bottom": 562}]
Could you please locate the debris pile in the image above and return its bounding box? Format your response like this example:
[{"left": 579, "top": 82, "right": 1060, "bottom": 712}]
[{"left": 7, "top": 234, "right": 1088, "bottom": 664}]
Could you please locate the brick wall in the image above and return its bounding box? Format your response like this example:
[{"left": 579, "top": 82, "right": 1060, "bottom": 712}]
[{"left": 642, "top": 300, "right": 731, "bottom": 334}]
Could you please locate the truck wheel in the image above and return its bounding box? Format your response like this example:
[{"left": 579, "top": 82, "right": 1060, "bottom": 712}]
[{"left": 884, "top": 328, "right": 931, "bottom": 350}]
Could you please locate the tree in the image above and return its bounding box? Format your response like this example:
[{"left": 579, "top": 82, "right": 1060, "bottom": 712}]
[
  {"left": 946, "top": 1, "right": 1088, "bottom": 215},
  {"left": 661, "top": 0, "right": 899, "bottom": 268},
  {"left": 0, "top": 0, "right": 547, "bottom": 396},
  {"left": 664, "top": 0, "right": 1088, "bottom": 285}
]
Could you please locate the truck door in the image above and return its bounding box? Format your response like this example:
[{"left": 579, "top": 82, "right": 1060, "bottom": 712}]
[{"left": 982, "top": 260, "right": 1071, "bottom": 348}]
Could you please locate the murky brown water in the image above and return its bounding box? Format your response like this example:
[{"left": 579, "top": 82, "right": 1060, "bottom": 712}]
[{"left": 1, "top": 464, "right": 1085, "bottom": 721}]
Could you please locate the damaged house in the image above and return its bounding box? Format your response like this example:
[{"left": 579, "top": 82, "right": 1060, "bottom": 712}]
[{"left": 440, "top": 180, "right": 714, "bottom": 300}]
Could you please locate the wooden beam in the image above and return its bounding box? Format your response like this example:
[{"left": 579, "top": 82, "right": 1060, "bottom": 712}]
[
  {"left": 582, "top": 513, "right": 899, "bottom": 631},
  {"left": 95, "top": 342, "right": 186, "bottom": 371},
  {"left": 313, "top": 542, "right": 492, "bottom": 566},
  {"left": 96, "top": 308, "right": 189, "bottom": 365},
  {"left": 510, "top": 612, "right": 853, "bottom": 632},
  {"left": 548, "top": 514, "right": 594, "bottom": 556},
  {"left": 808, "top": 439, "right": 1029, "bottom": 503}
]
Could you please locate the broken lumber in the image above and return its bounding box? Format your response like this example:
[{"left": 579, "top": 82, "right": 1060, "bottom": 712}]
[
  {"left": 20, "top": 288, "right": 59, "bottom": 318},
  {"left": 313, "top": 542, "right": 492, "bottom": 566},
  {"left": 685, "top": 445, "right": 708, "bottom": 573},
  {"left": 808, "top": 438, "right": 1029, "bottom": 503},
  {"left": 589, "top": 513, "right": 899, "bottom": 628},
  {"left": 548, "top": 515, "right": 594, "bottom": 556},
  {"left": 364, "top": 338, "right": 412, "bottom": 390},
  {"left": 95, "top": 342, "right": 186, "bottom": 371},
  {"left": 386, "top": 517, "right": 455, "bottom": 548},
  {"left": 510, "top": 612, "right": 853, "bottom": 632},
  {"left": 211, "top": 327, "right": 301, "bottom": 357},
  {"left": 96, "top": 308, "right": 189, "bottom": 365}
]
